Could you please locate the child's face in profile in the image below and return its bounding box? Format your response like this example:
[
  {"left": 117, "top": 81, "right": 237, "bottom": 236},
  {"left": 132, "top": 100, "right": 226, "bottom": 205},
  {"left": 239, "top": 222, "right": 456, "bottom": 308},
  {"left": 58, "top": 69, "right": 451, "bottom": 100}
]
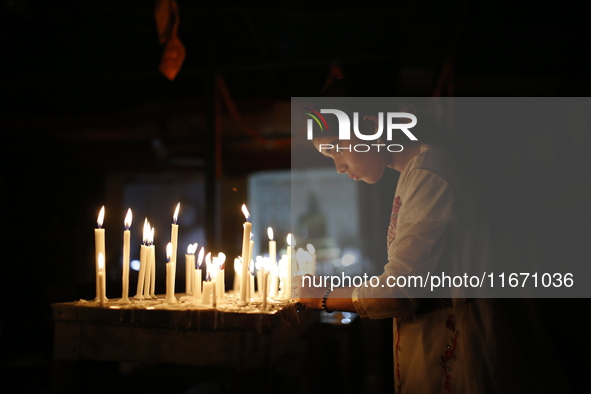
[{"left": 312, "top": 135, "right": 389, "bottom": 184}]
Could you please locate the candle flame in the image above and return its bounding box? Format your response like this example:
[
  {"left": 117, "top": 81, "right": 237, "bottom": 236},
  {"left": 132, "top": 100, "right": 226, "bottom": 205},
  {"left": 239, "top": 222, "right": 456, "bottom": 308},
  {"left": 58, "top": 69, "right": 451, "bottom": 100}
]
[
  {"left": 173, "top": 202, "right": 180, "bottom": 224},
  {"left": 241, "top": 204, "right": 250, "bottom": 222},
  {"left": 143, "top": 219, "right": 150, "bottom": 244},
  {"left": 206, "top": 252, "right": 213, "bottom": 279},
  {"left": 148, "top": 227, "right": 154, "bottom": 245},
  {"left": 197, "top": 246, "right": 205, "bottom": 268},
  {"left": 250, "top": 232, "right": 254, "bottom": 240},
  {"left": 307, "top": 243, "right": 315, "bottom": 254},
  {"left": 187, "top": 243, "right": 197, "bottom": 255},
  {"left": 97, "top": 206, "right": 105, "bottom": 228},
  {"left": 287, "top": 233, "right": 293, "bottom": 247},
  {"left": 166, "top": 242, "right": 172, "bottom": 262},
  {"left": 234, "top": 257, "right": 241, "bottom": 272},
  {"left": 124, "top": 208, "right": 132, "bottom": 229},
  {"left": 217, "top": 252, "right": 226, "bottom": 269},
  {"left": 255, "top": 256, "right": 264, "bottom": 270},
  {"left": 98, "top": 252, "right": 105, "bottom": 271},
  {"left": 267, "top": 227, "right": 274, "bottom": 241}
]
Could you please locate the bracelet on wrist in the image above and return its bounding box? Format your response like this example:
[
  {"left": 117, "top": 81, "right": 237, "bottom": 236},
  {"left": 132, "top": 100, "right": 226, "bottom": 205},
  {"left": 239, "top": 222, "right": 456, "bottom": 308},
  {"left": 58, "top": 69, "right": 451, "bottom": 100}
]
[{"left": 322, "top": 288, "right": 333, "bottom": 313}]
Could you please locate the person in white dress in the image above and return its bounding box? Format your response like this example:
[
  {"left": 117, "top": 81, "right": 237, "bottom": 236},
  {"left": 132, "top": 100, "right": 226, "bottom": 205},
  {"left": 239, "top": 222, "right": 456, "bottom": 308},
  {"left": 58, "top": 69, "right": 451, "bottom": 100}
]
[{"left": 294, "top": 91, "right": 560, "bottom": 393}]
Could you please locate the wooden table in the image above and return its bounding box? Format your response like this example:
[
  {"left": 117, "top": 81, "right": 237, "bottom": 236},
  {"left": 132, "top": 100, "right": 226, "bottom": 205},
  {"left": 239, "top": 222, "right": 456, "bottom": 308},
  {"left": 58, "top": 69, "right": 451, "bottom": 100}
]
[{"left": 51, "top": 296, "right": 320, "bottom": 392}]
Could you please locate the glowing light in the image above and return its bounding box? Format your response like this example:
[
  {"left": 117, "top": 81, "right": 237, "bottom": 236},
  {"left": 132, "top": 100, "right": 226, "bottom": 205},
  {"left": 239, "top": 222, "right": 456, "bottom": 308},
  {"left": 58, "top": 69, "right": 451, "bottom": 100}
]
[
  {"left": 267, "top": 227, "right": 274, "bottom": 241},
  {"left": 241, "top": 204, "right": 250, "bottom": 222},
  {"left": 166, "top": 242, "right": 172, "bottom": 262},
  {"left": 187, "top": 243, "right": 198, "bottom": 255},
  {"left": 197, "top": 247, "right": 205, "bottom": 268},
  {"left": 98, "top": 253, "right": 105, "bottom": 271},
  {"left": 124, "top": 208, "right": 132, "bottom": 230},
  {"left": 341, "top": 254, "right": 356, "bottom": 267},
  {"left": 97, "top": 206, "right": 105, "bottom": 228},
  {"left": 173, "top": 203, "right": 180, "bottom": 224},
  {"left": 131, "top": 260, "right": 141, "bottom": 271}
]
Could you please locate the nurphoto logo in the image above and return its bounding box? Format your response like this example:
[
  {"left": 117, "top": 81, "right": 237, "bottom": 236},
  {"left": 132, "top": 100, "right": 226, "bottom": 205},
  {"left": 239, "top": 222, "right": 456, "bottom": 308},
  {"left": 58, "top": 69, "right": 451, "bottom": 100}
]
[{"left": 303, "top": 107, "right": 418, "bottom": 153}]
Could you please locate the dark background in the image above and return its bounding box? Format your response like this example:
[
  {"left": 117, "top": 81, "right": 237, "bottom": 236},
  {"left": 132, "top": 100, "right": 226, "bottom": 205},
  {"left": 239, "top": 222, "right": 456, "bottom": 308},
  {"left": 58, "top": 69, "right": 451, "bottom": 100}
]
[{"left": 1, "top": 1, "right": 590, "bottom": 393}]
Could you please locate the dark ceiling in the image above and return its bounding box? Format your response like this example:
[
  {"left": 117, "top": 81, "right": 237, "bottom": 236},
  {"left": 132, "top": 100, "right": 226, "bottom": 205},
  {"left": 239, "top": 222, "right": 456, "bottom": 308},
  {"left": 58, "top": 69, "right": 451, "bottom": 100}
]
[{"left": 1, "top": 1, "right": 589, "bottom": 174}]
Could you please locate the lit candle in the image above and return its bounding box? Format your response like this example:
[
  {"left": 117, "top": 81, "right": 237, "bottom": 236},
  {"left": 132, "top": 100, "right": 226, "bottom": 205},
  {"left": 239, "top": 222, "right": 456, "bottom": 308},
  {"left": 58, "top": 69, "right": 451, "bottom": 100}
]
[
  {"left": 120, "top": 208, "right": 132, "bottom": 304},
  {"left": 217, "top": 252, "right": 226, "bottom": 301},
  {"left": 147, "top": 227, "right": 156, "bottom": 299},
  {"left": 194, "top": 246, "right": 204, "bottom": 303},
  {"left": 210, "top": 253, "right": 217, "bottom": 308},
  {"left": 249, "top": 233, "right": 254, "bottom": 272},
  {"left": 202, "top": 252, "right": 214, "bottom": 306},
  {"left": 249, "top": 260, "right": 255, "bottom": 301},
  {"left": 170, "top": 203, "right": 180, "bottom": 295},
  {"left": 134, "top": 219, "right": 149, "bottom": 300},
  {"left": 268, "top": 227, "right": 276, "bottom": 268},
  {"left": 233, "top": 258, "right": 241, "bottom": 294},
  {"left": 261, "top": 259, "right": 269, "bottom": 311},
  {"left": 248, "top": 233, "right": 254, "bottom": 296},
  {"left": 94, "top": 206, "right": 106, "bottom": 302},
  {"left": 238, "top": 204, "right": 252, "bottom": 306},
  {"left": 165, "top": 242, "right": 177, "bottom": 305},
  {"left": 98, "top": 252, "right": 106, "bottom": 307},
  {"left": 255, "top": 256, "right": 264, "bottom": 298},
  {"left": 202, "top": 277, "right": 212, "bottom": 306},
  {"left": 143, "top": 227, "right": 153, "bottom": 298},
  {"left": 185, "top": 243, "right": 197, "bottom": 295},
  {"left": 285, "top": 234, "right": 293, "bottom": 300},
  {"left": 307, "top": 243, "right": 317, "bottom": 276},
  {"left": 269, "top": 259, "right": 278, "bottom": 299}
]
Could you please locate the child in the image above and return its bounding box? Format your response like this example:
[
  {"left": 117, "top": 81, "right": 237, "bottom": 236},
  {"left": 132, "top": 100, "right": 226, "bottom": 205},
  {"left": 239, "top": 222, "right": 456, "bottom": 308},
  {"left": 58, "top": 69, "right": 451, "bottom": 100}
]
[{"left": 294, "top": 82, "right": 559, "bottom": 393}]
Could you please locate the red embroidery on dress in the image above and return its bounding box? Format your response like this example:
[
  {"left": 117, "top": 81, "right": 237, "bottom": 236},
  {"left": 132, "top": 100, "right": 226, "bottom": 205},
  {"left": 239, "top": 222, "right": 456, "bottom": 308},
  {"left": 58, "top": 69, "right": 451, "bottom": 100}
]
[
  {"left": 387, "top": 196, "right": 402, "bottom": 247},
  {"left": 440, "top": 314, "right": 457, "bottom": 393}
]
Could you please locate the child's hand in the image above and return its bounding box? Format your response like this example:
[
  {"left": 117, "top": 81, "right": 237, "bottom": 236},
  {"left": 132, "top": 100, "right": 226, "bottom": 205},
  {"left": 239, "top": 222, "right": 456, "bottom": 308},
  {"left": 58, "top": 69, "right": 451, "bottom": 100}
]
[{"left": 293, "top": 274, "right": 325, "bottom": 310}]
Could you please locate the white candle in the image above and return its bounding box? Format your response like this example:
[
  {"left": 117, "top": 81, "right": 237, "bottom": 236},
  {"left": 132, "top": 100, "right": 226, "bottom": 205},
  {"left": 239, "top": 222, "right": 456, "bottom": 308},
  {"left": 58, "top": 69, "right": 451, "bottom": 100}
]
[
  {"left": 94, "top": 206, "right": 106, "bottom": 302},
  {"left": 217, "top": 252, "right": 226, "bottom": 301},
  {"left": 134, "top": 219, "right": 149, "bottom": 300},
  {"left": 285, "top": 234, "right": 293, "bottom": 300},
  {"left": 248, "top": 235, "right": 254, "bottom": 271},
  {"left": 268, "top": 227, "right": 276, "bottom": 267},
  {"left": 211, "top": 279, "right": 217, "bottom": 308},
  {"left": 255, "top": 256, "right": 264, "bottom": 298},
  {"left": 185, "top": 243, "right": 197, "bottom": 295},
  {"left": 249, "top": 260, "right": 255, "bottom": 301},
  {"left": 307, "top": 243, "right": 317, "bottom": 276},
  {"left": 120, "top": 208, "right": 132, "bottom": 304},
  {"left": 233, "top": 258, "right": 241, "bottom": 294},
  {"left": 165, "top": 242, "right": 177, "bottom": 304},
  {"left": 194, "top": 247, "right": 204, "bottom": 303},
  {"left": 202, "top": 280, "right": 212, "bottom": 306},
  {"left": 203, "top": 252, "right": 214, "bottom": 306},
  {"left": 269, "top": 260, "right": 278, "bottom": 299},
  {"left": 143, "top": 227, "right": 154, "bottom": 299},
  {"left": 170, "top": 203, "right": 180, "bottom": 295},
  {"left": 148, "top": 228, "right": 156, "bottom": 299},
  {"left": 239, "top": 204, "right": 252, "bottom": 306},
  {"left": 261, "top": 263, "right": 269, "bottom": 311},
  {"left": 98, "top": 252, "right": 106, "bottom": 307}
]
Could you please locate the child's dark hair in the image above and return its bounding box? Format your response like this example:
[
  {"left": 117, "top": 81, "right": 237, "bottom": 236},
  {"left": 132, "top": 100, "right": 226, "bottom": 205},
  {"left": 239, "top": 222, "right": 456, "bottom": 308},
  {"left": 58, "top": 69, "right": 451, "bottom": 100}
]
[{"left": 311, "top": 78, "right": 447, "bottom": 146}]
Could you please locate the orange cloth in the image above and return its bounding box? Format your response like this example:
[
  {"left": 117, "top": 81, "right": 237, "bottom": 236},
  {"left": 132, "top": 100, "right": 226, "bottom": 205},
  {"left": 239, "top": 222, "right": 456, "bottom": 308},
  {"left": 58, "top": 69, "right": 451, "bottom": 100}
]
[{"left": 154, "top": 0, "right": 185, "bottom": 81}]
